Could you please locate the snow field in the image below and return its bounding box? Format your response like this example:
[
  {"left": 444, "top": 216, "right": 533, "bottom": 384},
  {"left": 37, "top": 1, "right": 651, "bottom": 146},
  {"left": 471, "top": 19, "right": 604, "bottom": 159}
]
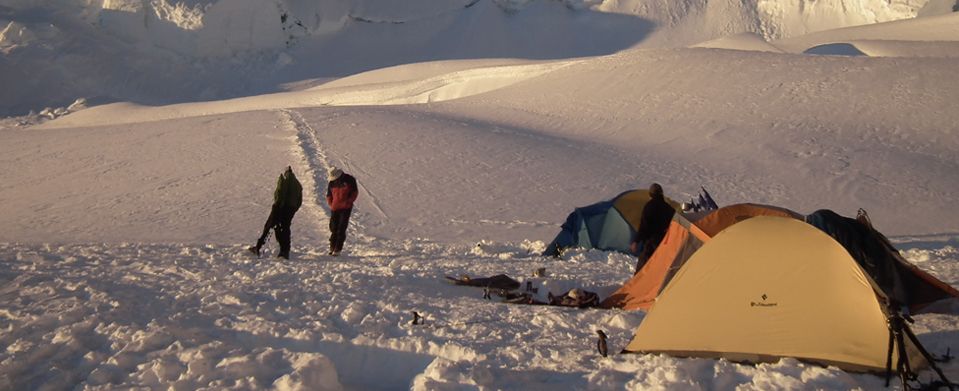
[
  {"left": 0, "top": 111, "right": 324, "bottom": 244},
  {"left": 1, "top": 239, "right": 956, "bottom": 389},
  {"left": 23, "top": 43, "right": 959, "bottom": 237}
]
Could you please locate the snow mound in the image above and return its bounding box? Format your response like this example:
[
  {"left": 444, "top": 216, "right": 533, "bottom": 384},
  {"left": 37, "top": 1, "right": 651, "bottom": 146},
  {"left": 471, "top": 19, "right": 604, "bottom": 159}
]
[
  {"left": 805, "top": 40, "right": 959, "bottom": 57},
  {"left": 774, "top": 11, "right": 959, "bottom": 53},
  {"left": 301, "top": 60, "right": 577, "bottom": 106},
  {"left": 312, "top": 58, "right": 547, "bottom": 90},
  {"left": 854, "top": 39, "right": 959, "bottom": 57},
  {"left": 40, "top": 59, "right": 575, "bottom": 128},
  {"left": 804, "top": 43, "right": 869, "bottom": 56},
  {"left": 691, "top": 32, "right": 785, "bottom": 53},
  {"left": 272, "top": 354, "right": 343, "bottom": 391}
]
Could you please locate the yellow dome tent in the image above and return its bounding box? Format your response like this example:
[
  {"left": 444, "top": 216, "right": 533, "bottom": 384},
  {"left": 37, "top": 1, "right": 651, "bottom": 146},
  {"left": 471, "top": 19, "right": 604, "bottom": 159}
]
[{"left": 624, "top": 216, "right": 927, "bottom": 373}]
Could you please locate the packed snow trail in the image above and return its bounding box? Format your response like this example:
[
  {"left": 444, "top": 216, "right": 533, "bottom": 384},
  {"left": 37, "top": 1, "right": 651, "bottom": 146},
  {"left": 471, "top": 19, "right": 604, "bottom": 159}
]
[
  {"left": 280, "top": 108, "right": 381, "bottom": 252},
  {"left": 280, "top": 108, "right": 332, "bottom": 246}
]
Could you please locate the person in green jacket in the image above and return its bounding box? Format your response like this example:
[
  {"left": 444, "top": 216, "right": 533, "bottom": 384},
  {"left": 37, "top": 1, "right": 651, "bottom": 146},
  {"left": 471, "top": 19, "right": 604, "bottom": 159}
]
[{"left": 249, "top": 166, "right": 303, "bottom": 259}]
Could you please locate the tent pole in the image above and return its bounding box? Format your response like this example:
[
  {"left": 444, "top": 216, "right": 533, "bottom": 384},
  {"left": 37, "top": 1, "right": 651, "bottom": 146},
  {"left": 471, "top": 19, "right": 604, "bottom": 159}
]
[
  {"left": 885, "top": 326, "right": 895, "bottom": 387},
  {"left": 901, "top": 320, "right": 956, "bottom": 391},
  {"left": 886, "top": 312, "right": 956, "bottom": 391},
  {"left": 896, "top": 329, "right": 912, "bottom": 390}
]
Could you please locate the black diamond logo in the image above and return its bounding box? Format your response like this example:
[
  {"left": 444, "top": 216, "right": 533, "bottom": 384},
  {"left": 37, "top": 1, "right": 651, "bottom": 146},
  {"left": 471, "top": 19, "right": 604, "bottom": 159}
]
[{"left": 761, "top": 294, "right": 768, "bottom": 301}]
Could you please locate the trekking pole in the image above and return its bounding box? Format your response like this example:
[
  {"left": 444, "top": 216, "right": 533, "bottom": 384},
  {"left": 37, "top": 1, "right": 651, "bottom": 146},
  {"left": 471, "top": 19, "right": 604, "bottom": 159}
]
[
  {"left": 901, "top": 320, "right": 956, "bottom": 391},
  {"left": 885, "top": 312, "right": 955, "bottom": 391},
  {"left": 885, "top": 324, "right": 896, "bottom": 386},
  {"left": 886, "top": 313, "right": 914, "bottom": 389},
  {"left": 895, "top": 325, "right": 913, "bottom": 390}
]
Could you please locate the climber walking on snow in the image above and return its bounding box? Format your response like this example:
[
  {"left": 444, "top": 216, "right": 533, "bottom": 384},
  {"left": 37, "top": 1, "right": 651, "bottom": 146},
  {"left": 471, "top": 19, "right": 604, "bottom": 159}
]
[
  {"left": 249, "top": 166, "right": 303, "bottom": 260},
  {"left": 326, "top": 166, "right": 358, "bottom": 256}
]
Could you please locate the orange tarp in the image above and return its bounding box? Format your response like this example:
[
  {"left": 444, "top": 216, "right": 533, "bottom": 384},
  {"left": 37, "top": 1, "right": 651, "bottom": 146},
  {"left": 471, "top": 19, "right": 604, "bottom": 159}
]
[{"left": 600, "top": 216, "right": 708, "bottom": 310}]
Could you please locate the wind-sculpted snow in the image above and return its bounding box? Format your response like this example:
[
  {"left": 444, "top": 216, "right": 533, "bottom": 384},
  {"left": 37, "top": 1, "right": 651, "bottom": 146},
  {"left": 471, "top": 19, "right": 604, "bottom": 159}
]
[{"left": 1, "top": 239, "right": 956, "bottom": 389}]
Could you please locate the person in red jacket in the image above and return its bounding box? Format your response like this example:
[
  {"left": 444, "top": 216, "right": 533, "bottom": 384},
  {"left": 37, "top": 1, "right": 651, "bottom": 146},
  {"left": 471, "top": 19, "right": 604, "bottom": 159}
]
[{"left": 326, "top": 166, "right": 358, "bottom": 256}]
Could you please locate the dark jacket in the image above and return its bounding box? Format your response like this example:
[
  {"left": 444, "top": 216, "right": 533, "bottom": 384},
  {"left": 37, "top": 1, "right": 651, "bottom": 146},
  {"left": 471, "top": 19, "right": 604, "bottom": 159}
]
[
  {"left": 636, "top": 194, "right": 674, "bottom": 244},
  {"left": 326, "top": 173, "right": 358, "bottom": 211},
  {"left": 274, "top": 169, "right": 303, "bottom": 211}
]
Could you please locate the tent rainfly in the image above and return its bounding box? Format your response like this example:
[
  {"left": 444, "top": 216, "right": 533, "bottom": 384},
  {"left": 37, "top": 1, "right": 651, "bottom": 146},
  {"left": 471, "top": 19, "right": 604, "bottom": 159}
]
[
  {"left": 542, "top": 189, "right": 677, "bottom": 257},
  {"left": 601, "top": 203, "right": 803, "bottom": 311},
  {"left": 624, "top": 216, "right": 929, "bottom": 373}
]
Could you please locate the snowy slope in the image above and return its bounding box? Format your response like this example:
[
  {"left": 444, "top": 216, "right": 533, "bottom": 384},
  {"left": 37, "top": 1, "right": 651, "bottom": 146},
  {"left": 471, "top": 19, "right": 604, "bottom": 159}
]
[
  {"left": 13, "top": 15, "right": 959, "bottom": 240},
  {"left": 436, "top": 48, "right": 959, "bottom": 236},
  {"left": 27, "top": 45, "right": 959, "bottom": 239}
]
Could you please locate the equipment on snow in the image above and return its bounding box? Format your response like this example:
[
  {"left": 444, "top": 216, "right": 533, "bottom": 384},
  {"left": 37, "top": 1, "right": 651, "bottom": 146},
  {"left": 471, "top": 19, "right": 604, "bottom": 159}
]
[
  {"left": 597, "top": 330, "right": 609, "bottom": 358},
  {"left": 548, "top": 289, "right": 600, "bottom": 308},
  {"left": 411, "top": 311, "right": 423, "bottom": 325},
  {"left": 444, "top": 274, "right": 521, "bottom": 291}
]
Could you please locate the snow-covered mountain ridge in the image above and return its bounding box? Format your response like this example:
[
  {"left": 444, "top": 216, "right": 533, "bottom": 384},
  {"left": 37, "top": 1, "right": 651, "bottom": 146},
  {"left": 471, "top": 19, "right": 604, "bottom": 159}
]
[
  {"left": 17, "top": 0, "right": 944, "bottom": 57},
  {"left": 1, "top": 0, "right": 954, "bottom": 116}
]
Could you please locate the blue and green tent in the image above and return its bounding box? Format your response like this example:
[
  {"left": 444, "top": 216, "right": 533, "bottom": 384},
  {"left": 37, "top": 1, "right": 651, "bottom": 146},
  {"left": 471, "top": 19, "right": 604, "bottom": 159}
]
[{"left": 543, "top": 189, "right": 678, "bottom": 257}]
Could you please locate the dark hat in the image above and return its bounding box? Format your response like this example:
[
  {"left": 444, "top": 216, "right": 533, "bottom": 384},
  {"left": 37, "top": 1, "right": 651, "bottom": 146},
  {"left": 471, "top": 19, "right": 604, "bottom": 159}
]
[{"left": 649, "top": 183, "right": 663, "bottom": 197}]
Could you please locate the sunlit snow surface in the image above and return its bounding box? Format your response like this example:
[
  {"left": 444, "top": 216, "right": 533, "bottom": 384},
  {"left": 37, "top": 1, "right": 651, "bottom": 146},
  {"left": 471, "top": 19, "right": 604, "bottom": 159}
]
[
  {"left": 1, "top": 239, "right": 956, "bottom": 390},
  {"left": 3, "top": 1, "right": 959, "bottom": 390}
]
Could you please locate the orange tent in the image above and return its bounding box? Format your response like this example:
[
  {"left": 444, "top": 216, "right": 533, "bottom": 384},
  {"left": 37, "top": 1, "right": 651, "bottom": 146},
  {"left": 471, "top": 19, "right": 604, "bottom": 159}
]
[
  {"left": 600, "top": 213, "right": 707, "bottom": 310},
  {"left": 694, "top": 203, "right": 803, "bottom": 237}
]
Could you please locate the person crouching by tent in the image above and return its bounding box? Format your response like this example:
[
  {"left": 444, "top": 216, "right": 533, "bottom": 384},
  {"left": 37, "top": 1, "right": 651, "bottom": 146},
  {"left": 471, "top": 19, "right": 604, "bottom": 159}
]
[
  {"left": 630, "top": 183, "right": 674, "bottom": 273},
  {"left": 249, "top": 166, "right": 303, "bottom": 260},
  {"left": 326, "top": 166, "right": 358, "bottom": 256}
]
